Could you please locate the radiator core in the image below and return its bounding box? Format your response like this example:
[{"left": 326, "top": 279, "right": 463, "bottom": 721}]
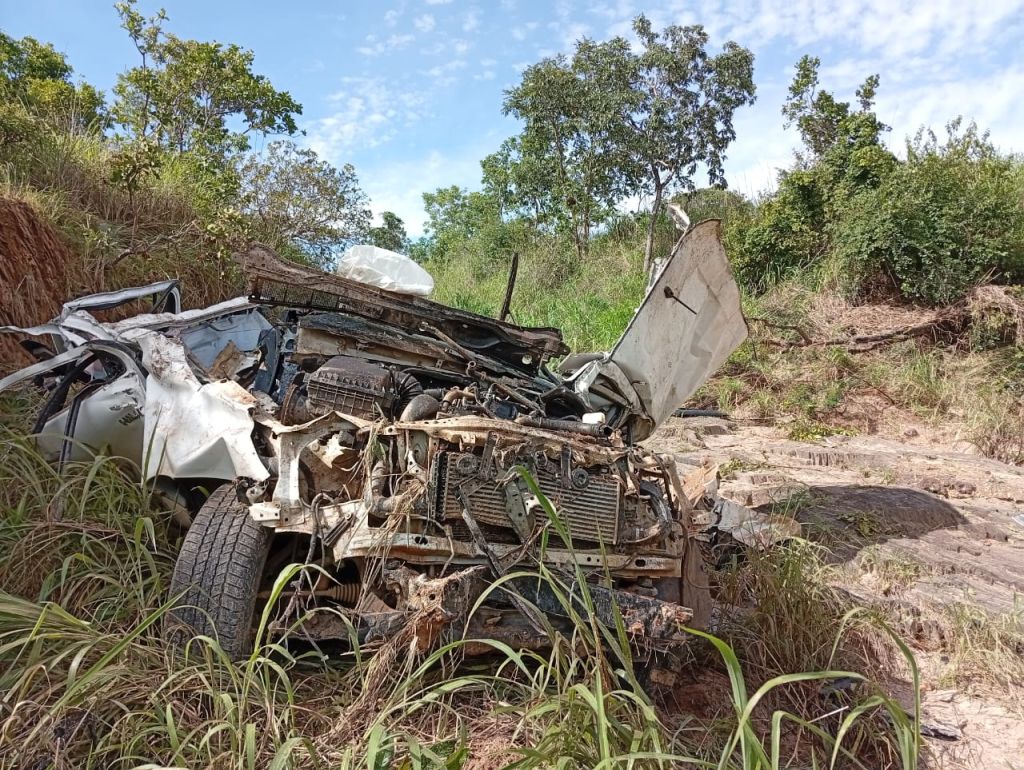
[{"left": 431, "top": 452, "right": 622, "bottom": 546}]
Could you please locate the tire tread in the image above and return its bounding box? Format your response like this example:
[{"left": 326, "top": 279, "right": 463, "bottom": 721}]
[{"left": 167, "top": 486, "right": 270, "bottom": 658}]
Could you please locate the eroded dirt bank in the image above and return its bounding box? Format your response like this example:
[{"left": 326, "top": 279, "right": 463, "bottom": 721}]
[{"left": 0, "top": 198, "right": 83, "bottom": 370}]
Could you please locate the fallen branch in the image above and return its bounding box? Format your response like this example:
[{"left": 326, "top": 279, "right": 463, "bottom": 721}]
[
  {"left": 750, "top": 285, "right": 1024, "bottom": 353},
  {"left": 746, "top": 316, "right": 813, "bottom": 344},
  {"left": 752, "top": 309, "right": 964, "bottom": 352}
]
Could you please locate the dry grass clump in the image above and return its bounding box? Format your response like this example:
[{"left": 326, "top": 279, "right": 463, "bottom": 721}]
[
  {"left": 715, "top": 540, "right": 887, "bottom": 698},
  {"left": 935, "top": 602, "right": 1024, "bottom": 691},
  {"left": 695, "top": 280, "right": 1024, "bottom": 465},
  {"left": 0, "top": 427, "right": 930, "bottom": 769}
]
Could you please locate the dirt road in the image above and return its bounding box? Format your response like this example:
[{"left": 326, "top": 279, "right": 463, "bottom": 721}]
[{"left": 649, "top": 416, "right": 1024, "bottom": 770}]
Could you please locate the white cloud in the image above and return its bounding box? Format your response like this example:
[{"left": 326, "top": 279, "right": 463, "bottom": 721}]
[
  {"left": 424, "top": 58, "right": 468, "bottom": 87},
  {"left": 590, "top": 0, "right": 635, "bottom": 20},
  {"left": 719, "top": 67, "right": 1024, "bottom": 198},
  {"left": 876, "top": 67, "right": 1024, "bottom": 155},
  {"left": 414, "top": 13, "right": 436, "bottom": 32},
  {"left": 360, "top": 148, "right": 486, "bottom": 236},
  {"left": 718, "top": 84, "right": 794, "bottom": 197},
  {"left": 420, "top": 42, "right": 446, "bottom": 55},
  {"left": 317, "top": 0, "right": 1024, "bottom": 219},
  {"left": 692, "top": 0, "right": 1023, "bottom": 63},
  {"left": 557, "top": 21, "right": 590, "bottom": 51},
  {"left": 356, "top": 33, "right": 416, "bottom": 56},
  {"left": 511, "top": 21, "right": 539, "bottom": 41},
  {"left": 580, "top": 0, "right": 1024, "bottom": 198},
  {"left": 305, "top": 77, "right": 427, "bottom": 159}
]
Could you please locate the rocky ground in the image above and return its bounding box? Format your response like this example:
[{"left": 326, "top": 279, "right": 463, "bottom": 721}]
[{"left": 649, "top": 415, "right": 1024, "bottom": 770}]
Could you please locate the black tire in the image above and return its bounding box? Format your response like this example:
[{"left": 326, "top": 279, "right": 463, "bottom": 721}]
[{"left": 167, "top": 486, "right": 271, "bottom": 659}]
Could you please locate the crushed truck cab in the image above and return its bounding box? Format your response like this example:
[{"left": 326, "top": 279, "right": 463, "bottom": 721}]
[{"left": 0, "top": 220, "right": 747, "bottom": 659}]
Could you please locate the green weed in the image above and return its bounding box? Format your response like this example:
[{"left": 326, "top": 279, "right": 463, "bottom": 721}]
[{"left": 0, "top": 430, "right": 925, "bottom": 769}]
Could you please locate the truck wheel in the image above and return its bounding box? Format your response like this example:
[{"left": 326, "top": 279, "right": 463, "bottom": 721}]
[{"left": 167, "top": 486, "right": 271, "bottom": 659}]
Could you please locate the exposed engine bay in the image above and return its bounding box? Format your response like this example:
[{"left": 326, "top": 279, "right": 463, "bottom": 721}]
[{"left": 0, "top": 220, "right": 748, "bottom": 658}]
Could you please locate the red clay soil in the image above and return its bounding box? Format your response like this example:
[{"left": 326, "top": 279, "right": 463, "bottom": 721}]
[{"left": 0, "top": 197, "right": 86, "bottom": 371}]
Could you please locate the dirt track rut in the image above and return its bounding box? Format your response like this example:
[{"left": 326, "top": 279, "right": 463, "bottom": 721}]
[{"left": 649, "top": 417, "right": 1024, "bottom": 770}]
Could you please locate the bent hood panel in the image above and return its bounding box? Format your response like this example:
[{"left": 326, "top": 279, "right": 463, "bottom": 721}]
[{"left": 608, "top": 220, "right": 747, "bottom": 431}]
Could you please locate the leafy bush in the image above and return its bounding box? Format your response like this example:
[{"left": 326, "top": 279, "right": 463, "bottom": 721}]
[
  {"left": 731, "top": 170, "right": 828, "bottom": 292},
  {"left": 833, "top": 121, "right": 1024, "bottom": 305},
  {"left": 727, "top": 58, "right": 1024, "bottom": 307}
]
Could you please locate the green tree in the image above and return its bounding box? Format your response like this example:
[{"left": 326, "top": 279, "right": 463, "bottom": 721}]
[
  {"left": 0, "top": 31, "right": 106, "bottom": 139},
  {"left": 496, "top": 16, "right": 755, "bottom": 269},
  {"left": 621, "top": 16, "right": 755, "bottom": 271},
  {"left": 421, "top": 185, "right": 501, "bottom": 260},
  {"left": 500, "top": 56, "right": 625, "bottom": 260},
  {"left": 677, "top": 187, "right": 753, "bottom": 224},
  {"left": 482, "top": 137, "right": 553, "bottom": 225},
  {"left": 238, "top": 140, "right": 371, "bottom": 269},
  {"left": 112, "top": 1, "right": 301, "bottom": 160},
  {"left": 368, "top": 211, "right": 410, "bottom": 253},
  {"left": 732, "top": 56, "right": 895, "bottom": 291}
]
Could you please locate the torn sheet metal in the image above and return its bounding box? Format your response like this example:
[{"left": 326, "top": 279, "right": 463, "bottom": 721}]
[
  {"left": 104, "top": 297, "right": 255, "bottom": 341},
  {"left": 37, "top": 369, "right": 146, "bottom": 466},
  {"left": 138, "top": 332, "right": 269, "bottom": 482},
  {"left": 705, "top": 496, "right": 802, "bottom": 549},
  {"left": 606, "top": 220, "right": 748, "bottom": 439},
  {"left": 178, "top": 308, "right": 271, "bottom": 371},
  {"left": 0, "top": 347, "right": 90, "bottom": 392},
  {"left": 241, "top": 243, "right": 569, "bottom": 371},
  {"left": 59, "top": 279, "right": 181, "bottom": 318}
]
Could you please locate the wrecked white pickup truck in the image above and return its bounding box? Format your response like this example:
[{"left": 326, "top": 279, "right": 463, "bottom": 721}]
[{"left": 0, "top": 221, "right": 747, "bottom": 659}]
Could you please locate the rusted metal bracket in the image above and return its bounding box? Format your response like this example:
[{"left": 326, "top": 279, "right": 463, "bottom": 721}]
[
  {"left": 479, "top": 430, "right": 497, "bottom": 479},
  {"left": 559, "top": 443, "right": 572, "bottom": 489},
  {"left": 456, "top": 487, "right": 547, "bottom": 634},
  {"left": 508, "top": 575, "right": 692, "bottom": 643}
]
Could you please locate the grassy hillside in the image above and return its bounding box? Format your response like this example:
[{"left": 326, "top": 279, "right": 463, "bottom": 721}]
[
  {"left": 1, "top": 130, "right": 241, "bottom": 314},
  {"left": 427, "top": 216, "right": 668, "bottom": 353},
  {"left": 2, "top": 16, "right": 1024, "bottom": 770}
]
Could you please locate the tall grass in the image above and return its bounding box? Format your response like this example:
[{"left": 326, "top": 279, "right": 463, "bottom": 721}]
[
  {"left": 427, "top": 219, "right": 657, "bottom": 353},
  {"left": 1, "top": 124, "right": 234, "bottom": 310},
  {"left": 0, "top": 429, "right": 924, "bottom": 768}
]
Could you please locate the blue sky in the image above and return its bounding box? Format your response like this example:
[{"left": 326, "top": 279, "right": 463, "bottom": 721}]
[{"left": 3, "top": 0, "right": 1023, "bottom": 235}]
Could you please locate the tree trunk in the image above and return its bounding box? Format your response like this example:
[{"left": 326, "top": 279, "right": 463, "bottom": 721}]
[
  {"left": 581, "top": 218, "right": 590, "bottom": 261},
  {"left": 572, "top": 221, "right": 585, "bottom": 263},
  {"left": 643, "top": 184, "right": 664, "bottom": 275}
]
